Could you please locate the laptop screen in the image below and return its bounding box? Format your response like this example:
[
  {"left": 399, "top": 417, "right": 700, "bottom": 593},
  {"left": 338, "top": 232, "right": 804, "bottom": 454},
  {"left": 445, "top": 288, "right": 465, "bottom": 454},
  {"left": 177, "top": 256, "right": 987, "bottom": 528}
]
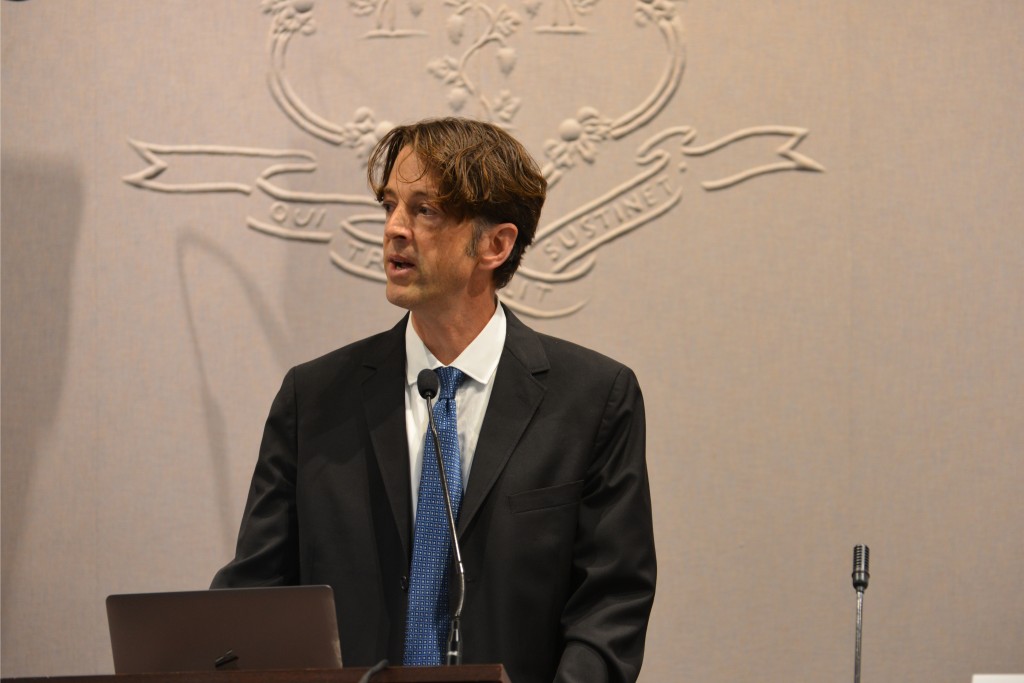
[{"left": 106, "top": 585, "right": 343, "bottom": 673}]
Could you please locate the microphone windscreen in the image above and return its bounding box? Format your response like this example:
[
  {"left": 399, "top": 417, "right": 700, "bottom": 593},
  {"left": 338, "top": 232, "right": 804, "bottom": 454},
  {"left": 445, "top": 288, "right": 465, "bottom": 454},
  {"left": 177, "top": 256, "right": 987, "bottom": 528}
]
[{"left": 417, "top": 368, "right": 440, "bottom": 399}]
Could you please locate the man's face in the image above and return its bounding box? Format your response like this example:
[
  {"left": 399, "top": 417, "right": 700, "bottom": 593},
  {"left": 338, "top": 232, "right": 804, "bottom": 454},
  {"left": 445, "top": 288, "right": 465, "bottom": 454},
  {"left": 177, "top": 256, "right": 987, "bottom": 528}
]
[{"left": 380, "top": 147, "right": 482, "bottom": 317}]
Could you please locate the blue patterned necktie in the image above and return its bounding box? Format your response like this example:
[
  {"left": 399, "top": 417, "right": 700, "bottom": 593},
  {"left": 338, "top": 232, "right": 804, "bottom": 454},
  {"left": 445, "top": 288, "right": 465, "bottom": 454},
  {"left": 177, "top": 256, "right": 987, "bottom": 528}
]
[{"left": 404, "top": 366, "right": 465, "bottom": 665}]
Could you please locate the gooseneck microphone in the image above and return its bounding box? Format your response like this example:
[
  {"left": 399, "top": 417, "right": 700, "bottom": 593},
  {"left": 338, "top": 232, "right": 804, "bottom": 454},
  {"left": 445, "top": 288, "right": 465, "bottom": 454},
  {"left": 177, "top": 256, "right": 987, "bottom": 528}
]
[
  {"left": 416, "top": 369, "right": 466, "bottom": 666},
  {"left": 851, "top": 545, "right": 870, "bottom": 683},
  {"left": 852, "top": 544, "right": 870, "bottom": 591}
]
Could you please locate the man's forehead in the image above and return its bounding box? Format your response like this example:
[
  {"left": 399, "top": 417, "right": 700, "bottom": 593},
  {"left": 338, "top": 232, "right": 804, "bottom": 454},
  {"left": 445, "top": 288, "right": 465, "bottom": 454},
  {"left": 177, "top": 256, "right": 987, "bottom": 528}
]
[{"left": 384, "top": 147, "right": 440, "bottom": 196}]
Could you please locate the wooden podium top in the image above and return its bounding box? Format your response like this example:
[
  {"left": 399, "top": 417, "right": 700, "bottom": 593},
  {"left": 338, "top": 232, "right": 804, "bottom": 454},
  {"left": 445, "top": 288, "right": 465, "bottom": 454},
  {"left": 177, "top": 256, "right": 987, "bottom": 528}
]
[{"left": 1, "top": 664, "right": 510, "bottom": 683}]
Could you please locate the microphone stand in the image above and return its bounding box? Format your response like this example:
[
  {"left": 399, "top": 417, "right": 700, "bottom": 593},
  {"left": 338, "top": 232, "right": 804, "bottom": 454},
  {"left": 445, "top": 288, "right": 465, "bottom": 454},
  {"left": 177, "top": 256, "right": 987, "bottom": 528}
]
[
  {"left": 852, "top": 545, "right": 870, "bottom": 683},
  {"left": 854, "top": 588, "right": 864, "bottom": 683},
  {"left": 422, "top": 378, "right": 466, "bottom": 665}
]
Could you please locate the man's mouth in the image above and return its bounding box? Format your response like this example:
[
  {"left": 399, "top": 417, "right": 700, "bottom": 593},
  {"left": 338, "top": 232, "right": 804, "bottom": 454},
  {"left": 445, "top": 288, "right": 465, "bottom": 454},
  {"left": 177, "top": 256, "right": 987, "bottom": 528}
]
[{"left": 388, "top": 255, "right": 415, "bottom": 271}]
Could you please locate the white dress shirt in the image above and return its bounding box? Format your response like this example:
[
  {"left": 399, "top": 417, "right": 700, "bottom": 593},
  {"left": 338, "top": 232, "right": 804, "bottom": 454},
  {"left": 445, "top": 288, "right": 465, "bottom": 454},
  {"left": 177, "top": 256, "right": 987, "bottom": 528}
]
[{"left": 404, "top": 304, "right": 506, "bottom": 519}]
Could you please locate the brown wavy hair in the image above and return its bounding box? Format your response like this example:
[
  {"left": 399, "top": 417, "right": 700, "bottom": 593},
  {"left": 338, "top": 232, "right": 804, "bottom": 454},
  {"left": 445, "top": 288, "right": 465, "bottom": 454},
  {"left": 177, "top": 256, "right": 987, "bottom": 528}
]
[{"left": 367, "top": 117, "right": 547, "bottom": 289}]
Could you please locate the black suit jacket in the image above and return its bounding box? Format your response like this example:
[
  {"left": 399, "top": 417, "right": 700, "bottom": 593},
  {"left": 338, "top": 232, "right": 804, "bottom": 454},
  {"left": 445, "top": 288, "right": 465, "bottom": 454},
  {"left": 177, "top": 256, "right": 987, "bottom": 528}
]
[{"left": 212, "top": 308, "right": 656, "bottom": 683}]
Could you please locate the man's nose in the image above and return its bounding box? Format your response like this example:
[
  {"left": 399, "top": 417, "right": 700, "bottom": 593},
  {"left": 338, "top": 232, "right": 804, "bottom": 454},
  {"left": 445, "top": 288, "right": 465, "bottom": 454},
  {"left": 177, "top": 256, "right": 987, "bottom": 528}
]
[{"left": 384, "top": 206, "right": 411, "bottom": 240}]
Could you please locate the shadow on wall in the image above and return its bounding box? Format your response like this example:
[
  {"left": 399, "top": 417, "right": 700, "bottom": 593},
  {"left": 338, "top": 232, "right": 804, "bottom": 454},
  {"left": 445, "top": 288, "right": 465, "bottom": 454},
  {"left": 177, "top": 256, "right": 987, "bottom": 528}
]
[
  {"left": 0, "top": 155, "right": 82, "bottom": 613},
  {"left": 175, "top": 230, "right": 293, "bottom": 549}
]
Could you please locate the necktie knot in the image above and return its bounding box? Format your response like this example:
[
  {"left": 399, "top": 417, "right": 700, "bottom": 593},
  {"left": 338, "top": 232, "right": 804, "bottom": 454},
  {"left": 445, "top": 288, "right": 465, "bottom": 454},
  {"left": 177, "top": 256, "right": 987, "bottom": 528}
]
[{"left": 435, "top": 366, "right": 464, "bottom": 401}]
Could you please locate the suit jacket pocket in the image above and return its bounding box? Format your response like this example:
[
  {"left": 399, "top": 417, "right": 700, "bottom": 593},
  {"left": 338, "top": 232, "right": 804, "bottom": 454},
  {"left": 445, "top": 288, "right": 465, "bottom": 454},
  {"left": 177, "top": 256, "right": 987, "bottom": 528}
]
[{"left": 507, "top": 479, "right": 584, "bottom": 514}]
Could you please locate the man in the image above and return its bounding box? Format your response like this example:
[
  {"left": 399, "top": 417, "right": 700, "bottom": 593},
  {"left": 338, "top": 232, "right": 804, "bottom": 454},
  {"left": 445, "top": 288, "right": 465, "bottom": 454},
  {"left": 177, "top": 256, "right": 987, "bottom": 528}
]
[{"left": 212, "top": 118, "right": 656, "bottom": 683}]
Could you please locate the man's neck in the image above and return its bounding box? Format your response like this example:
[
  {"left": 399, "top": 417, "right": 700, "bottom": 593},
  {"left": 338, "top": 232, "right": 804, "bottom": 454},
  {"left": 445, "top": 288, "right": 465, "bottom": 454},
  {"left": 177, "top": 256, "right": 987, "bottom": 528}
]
[{"left": 410, "top": 297, "right": 498, "bottom": 366}]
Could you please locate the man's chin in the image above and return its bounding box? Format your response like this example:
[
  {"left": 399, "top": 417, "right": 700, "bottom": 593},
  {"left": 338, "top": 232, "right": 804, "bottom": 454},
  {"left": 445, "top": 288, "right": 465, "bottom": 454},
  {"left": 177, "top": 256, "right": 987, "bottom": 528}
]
[{"left": 384, "top": 284, "right": 415, "bottom": 311}]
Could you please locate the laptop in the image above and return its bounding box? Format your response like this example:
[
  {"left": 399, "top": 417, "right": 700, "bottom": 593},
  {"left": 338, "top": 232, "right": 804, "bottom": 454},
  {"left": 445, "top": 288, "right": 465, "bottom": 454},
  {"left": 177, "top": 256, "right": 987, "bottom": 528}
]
[{"left": 106, "top": 585, "right": 343, "bottom": 673}]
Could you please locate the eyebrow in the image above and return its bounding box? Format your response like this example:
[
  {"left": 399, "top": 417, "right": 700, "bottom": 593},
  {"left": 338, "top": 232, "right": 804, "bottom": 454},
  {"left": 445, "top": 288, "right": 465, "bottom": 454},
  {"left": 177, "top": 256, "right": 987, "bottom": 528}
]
[{"left": 379, "top": 186, "right": 440, "bottom": 203}]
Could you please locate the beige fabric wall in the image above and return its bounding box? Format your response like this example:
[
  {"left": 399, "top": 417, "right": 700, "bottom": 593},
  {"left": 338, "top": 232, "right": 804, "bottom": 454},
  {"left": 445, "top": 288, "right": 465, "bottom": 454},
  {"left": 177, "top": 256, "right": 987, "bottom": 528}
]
[{"left": 2, "top": 2, "right": 1022, "bottom": 681}]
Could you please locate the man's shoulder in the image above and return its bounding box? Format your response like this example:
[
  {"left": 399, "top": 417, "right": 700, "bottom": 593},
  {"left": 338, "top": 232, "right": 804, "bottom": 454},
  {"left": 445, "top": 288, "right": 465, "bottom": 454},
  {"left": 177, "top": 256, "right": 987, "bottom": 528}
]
[
  {"left": 290, "top": 318, "right": 406, "bottom": 381},
  {"left": 507, "top": 323, "right": 644, "bottom": 416},
  {"left": 506, "top": 311, "right": 635, "bottom": 383},
  {"left": 535, "top": 331, "right": 627, "bottom": 371}
]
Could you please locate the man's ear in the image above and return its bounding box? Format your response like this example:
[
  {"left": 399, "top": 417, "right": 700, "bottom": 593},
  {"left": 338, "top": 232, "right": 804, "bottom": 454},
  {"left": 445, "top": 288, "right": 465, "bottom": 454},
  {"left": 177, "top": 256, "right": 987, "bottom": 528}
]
[{"left": 476, "top": 222, "right": 518, "bottom": 272}]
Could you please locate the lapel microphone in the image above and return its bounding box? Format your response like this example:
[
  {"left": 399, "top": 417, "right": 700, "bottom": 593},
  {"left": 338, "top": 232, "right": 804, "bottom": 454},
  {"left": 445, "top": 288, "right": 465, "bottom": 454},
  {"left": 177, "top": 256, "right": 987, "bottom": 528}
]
[{"left": 417, "top": 369, "right": 466, "bottom": 665}]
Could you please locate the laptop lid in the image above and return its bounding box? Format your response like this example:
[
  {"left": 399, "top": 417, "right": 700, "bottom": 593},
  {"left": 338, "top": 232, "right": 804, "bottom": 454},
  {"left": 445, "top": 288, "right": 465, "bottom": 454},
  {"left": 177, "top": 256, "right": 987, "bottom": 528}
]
[{"left": 106, "top": 585, "right": 343, "bottom": 673}]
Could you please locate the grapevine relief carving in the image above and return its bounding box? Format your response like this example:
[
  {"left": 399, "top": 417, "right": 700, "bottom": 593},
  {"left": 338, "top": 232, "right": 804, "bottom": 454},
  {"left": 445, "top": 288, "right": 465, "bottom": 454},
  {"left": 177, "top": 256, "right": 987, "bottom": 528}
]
[{"left": 125, "top": 0, "right": 824, "bottom": 318}]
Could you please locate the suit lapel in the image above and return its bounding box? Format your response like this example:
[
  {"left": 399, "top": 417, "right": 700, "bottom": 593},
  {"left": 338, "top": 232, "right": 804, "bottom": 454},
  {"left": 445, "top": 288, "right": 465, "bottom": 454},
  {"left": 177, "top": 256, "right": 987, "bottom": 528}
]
[
  {"left": 362, "top": 316, "right": 413, "bottom": 558},
  {"left": 458, "top": 308, "right": 549, "bottom": 535}
]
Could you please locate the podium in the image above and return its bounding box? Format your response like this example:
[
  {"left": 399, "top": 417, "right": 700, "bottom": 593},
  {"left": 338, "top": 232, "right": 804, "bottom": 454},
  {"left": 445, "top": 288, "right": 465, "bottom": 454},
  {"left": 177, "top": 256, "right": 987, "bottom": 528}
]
[{"left": 2, "top": 665, "right": 510, "bottom": 683}]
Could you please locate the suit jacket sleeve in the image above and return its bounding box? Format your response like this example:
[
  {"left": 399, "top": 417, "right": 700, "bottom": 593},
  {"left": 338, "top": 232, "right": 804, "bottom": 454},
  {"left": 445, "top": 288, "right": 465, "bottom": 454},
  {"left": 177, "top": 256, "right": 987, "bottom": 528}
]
[
  {"left": 555, "top": 366, "right": 656, "bottom": 683},
  {"left": 211, "top": 368, "right": 300, "bottom": 588}
]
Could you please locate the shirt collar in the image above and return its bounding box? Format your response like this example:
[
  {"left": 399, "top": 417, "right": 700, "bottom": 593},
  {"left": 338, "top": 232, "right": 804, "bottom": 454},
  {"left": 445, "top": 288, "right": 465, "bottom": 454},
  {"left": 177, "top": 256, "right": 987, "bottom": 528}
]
[{"left": 405, "top": 303, "right": 506, "bottom": 387}]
